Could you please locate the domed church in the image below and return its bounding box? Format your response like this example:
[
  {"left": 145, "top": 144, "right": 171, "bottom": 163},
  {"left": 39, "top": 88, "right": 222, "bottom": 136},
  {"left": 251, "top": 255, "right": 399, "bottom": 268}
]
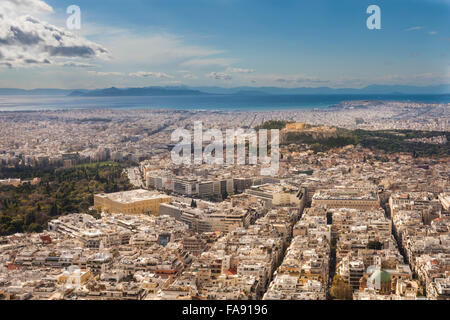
[{"left": 367, "top": 269, "right": 392, "bottom": 294}]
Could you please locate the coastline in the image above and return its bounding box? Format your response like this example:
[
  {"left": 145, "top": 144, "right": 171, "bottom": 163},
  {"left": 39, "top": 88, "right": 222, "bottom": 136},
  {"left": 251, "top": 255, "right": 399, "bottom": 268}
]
[{"left": 0, "top": 94, "right": 449, "bottom": 112}]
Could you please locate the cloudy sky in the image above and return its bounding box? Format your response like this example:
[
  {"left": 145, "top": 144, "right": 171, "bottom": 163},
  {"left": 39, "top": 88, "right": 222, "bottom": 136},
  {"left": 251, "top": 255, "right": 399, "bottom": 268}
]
[{"left": 0, "top": 0, "right": 449, "bottom": 89}]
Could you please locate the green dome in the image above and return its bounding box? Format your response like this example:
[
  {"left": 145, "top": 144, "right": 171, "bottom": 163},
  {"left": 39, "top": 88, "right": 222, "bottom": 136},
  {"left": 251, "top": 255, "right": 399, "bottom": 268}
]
[{"left": 369, "top": 270, "right": 391, "bottom": 284}]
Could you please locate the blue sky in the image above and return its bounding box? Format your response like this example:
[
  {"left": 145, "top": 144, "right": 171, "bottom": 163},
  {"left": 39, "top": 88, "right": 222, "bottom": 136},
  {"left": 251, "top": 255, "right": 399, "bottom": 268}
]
[{"left": 0, "top": 0, "right": 449, "bottom": 89}]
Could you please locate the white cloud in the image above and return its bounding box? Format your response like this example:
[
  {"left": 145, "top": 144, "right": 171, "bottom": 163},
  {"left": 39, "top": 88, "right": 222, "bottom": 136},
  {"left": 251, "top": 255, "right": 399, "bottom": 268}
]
[
  {"left": 245, "top": 73, "right": 328, "bottom": 86},
  {"left": 62, "top": 61, "right": 98, "bottom": 68},
  {"left": 129, "top": 71, "right": 174, "bottom": 79},
  {"left": 405, "top": 26, "right": 423, "bottom": 31},
  {"left": 428, "top": 31, "right": 437, "bottom": 35},
  {"left": 226, "top": 67, "right": 255, "bottom": 73},
  {"left": 207, "top": 72, "right": 232, "bottom": 80},
  {"left": 179, "top": 71, "right": 198, "bottom": 79},
  {"left": 0, "top": 0, "right": 53, "bottom": 16},
  {"left": 0, "top": 0, "right": 109, "bottom": 68},
  {"left": 88, "top": 71, "right": 124, "bottom": 76},
  {"left": 102, "top": 33, "right": 224, "bottom": 67},
  {"left": 181, "top": 58, "right": 236, "bottom": 68}
]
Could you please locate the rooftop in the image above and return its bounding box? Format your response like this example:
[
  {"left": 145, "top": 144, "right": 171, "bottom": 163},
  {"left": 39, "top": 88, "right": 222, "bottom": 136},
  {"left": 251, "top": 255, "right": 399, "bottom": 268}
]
[{"left": 95, "top": 189, "right": 170, "bottom": 204}]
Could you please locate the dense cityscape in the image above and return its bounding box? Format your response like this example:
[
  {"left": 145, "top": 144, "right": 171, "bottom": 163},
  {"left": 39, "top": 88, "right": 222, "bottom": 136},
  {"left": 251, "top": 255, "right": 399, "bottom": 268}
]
[
  {"left": 0, "top": 100, "right": 448, "bottom": 167},
  {"left": 0, "top": 0, "right": 449, "bottom": 308},
  {"left": 0, "top": 100, "right": 448, "bottom": 300}
]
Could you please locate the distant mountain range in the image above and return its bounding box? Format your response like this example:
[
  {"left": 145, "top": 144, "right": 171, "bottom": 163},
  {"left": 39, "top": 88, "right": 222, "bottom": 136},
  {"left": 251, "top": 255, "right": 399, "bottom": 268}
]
[
  {"left": 190, "top": 84, "right": 450, "bottom": 95},
  {"left": 0, "top": 88, "right": 75, "bottom": 95},
  {"left": 68, "top": 86, "right": 206, "bottom": 97},
  {"left": 0, "top": 84, "right": 448, "bottom": 96}
]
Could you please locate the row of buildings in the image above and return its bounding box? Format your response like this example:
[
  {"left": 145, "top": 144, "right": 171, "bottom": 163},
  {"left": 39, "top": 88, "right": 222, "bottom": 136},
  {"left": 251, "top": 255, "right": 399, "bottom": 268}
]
[
  {"left": 389, "top": 193, "right": 450, "bottom": 300},
  {"left": 263, "top": 206, "right": 330, "bottom": 299},
  {"left": 0, "top": 213, "right": 195, "bottom": 300}
]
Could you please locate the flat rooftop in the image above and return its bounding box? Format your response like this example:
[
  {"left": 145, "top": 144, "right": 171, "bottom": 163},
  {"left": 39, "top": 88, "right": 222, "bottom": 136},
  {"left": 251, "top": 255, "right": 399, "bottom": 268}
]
[
  {"left": 95, "top": 189, "right": 170, "bottom": 203},
  {"left": 248, "top": 183, "right": 299, "bottom": 194},
  {"left": 313, "top": 189, "right": 378, "bottom": 201}
]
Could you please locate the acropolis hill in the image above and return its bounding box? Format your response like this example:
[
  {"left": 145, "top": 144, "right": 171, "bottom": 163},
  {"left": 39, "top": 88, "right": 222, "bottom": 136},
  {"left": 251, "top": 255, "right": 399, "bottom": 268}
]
[{"left": 281, "top": 122, "right": 338, "bottom": 144}]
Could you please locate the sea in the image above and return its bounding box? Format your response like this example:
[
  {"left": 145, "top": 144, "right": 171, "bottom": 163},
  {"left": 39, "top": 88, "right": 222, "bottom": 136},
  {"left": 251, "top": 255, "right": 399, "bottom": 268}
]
[{"left": 0, "top": 94, "right": 448, "bottom": 112}]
